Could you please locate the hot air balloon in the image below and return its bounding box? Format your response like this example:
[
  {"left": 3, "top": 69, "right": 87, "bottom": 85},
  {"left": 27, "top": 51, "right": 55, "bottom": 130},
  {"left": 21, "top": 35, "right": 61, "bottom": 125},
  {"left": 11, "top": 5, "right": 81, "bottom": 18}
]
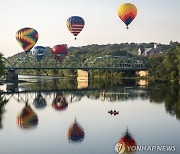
[
  {"left": 117, "top": 3, "right": 137, "bottom": 29},
  {"left": 32, "top": 46, "right": 47, "bottom": 62},
  {"left": 51, "top": 45, "right": 68, "bottom": 62},
  {"left": 67, "top": 119, "right": 85, "bottom": 143},
  {"left": 67, "top": 16, "right": 85, "bottom": 40},
  {"left": 17, "top": 103, "right": 38, "bottom": 129},
  {"left": 52, "top": 93, "right": 68, "bottom": 111},
  {"left": 115, "top": 129, "right": 137, "bottom": 153},
  {"left": 16, "top": 27, "right": 39, "bottom": 53}
]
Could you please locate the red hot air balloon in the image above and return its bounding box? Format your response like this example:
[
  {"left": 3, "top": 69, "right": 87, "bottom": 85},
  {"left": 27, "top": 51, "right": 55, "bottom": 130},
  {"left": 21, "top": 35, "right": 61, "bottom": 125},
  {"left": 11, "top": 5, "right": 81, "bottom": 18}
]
[{"left": 51, "top": 45, "right": 68, "bottom": 62}]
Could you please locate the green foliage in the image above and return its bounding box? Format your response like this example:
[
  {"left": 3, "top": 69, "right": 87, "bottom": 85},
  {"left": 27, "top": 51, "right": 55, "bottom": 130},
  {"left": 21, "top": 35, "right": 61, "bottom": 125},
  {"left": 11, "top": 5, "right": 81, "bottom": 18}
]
[
  {"left": 147, "top": 44, "right": 180, "bottom": 83},
  {"left": 0, "top": 53, "right": 5, "bottom": 80},
  {"left": 148, "top": 83, "right": 180, "bottom": 120},
  {"left": 0, "top": 94, "right": 8, "bottom": 129},
  {"left": 6, "top": 42, "right": 179, "bottom": 78}
]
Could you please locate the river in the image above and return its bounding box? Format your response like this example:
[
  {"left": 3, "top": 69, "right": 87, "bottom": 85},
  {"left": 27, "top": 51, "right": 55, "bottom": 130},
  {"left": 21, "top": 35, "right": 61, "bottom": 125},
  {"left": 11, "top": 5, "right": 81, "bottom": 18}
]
[{"left": 0, "top": 76, "right": 180, "bottom": 154}]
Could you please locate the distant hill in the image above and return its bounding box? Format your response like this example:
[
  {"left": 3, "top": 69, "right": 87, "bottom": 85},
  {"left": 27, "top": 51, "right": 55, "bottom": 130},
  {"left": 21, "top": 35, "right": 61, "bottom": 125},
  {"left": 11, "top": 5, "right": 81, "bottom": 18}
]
[
  {"left": 7, "top": 42, "right": 173, "bottom": 62},
  {"left": 4, "top": 42, "right": 178, "bottom": 77}
]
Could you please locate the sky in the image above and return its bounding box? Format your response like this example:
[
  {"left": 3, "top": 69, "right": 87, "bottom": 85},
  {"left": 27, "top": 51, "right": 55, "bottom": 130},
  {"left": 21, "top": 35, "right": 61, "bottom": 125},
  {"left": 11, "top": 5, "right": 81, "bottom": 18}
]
[{"left": 0, "top": 0, "right": 180, "bottom": 57}]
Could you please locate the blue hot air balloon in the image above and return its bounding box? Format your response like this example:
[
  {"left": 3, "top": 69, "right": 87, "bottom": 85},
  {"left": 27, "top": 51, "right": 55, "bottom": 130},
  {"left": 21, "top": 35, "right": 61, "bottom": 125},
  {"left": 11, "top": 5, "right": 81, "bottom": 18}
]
[{"left": 32, "top": 46, "right": 47, "bottom": 62}]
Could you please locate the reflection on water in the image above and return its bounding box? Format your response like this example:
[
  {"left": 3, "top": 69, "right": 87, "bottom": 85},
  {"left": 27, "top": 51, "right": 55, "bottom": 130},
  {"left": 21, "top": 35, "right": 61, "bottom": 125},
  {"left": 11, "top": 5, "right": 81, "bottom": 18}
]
[
  {"left": 0, "top": 94, "right": 8, "bottom": 129},
  {"left": 116, "top": 129, "right": 137, "bottom": 154},
  {"left": 148, "top": 83, "right": 180, "bottom": 120},
  {"left": 6, "top": 83, "right": 18, "bottom": 92},
  {"left": 52, "top": 92, "right": 68, "bottom": 111},
  {"left": 33, "top": 92, "right": 47, "bottom": 109},
  {"left": 17, "top": 103, "right": 38, "bottom": 129},
  {"left": 67, "top": 118, "right": 85, "bottom": 143},
  {"left": 0, "top": 77, "right": 180, "bottom": 154}
]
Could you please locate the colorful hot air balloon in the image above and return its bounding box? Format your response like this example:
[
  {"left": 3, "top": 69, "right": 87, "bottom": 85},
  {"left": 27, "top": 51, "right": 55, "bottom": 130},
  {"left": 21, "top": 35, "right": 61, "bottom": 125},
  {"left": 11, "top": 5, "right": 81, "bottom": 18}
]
[
  {"left": 32, "top": 46, "right": 47, "bottom": 62},
  {"left": 17, "top": 103, "right": 38, "bottom": 129},
  {"left": 51, "top": 45, "right": 68, "bottom": 62},
  {"left": 67, "top": 119, "right": 85, "bottom": 143},
  {"left": 16, "top": 27, "right": 38, "bottom": 53},
  {"left": 67, "top": 16, "right": 85, "bottom": 40},
  {"left": 117, "top": 3, "right": 137, "bottom": 29}
]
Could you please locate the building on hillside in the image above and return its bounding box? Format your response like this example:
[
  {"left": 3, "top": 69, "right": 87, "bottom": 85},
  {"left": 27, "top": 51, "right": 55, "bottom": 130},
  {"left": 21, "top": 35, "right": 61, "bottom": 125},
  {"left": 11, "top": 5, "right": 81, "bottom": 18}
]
[{"left": 138, "top": 43, "right": 161, "bottom": 57}]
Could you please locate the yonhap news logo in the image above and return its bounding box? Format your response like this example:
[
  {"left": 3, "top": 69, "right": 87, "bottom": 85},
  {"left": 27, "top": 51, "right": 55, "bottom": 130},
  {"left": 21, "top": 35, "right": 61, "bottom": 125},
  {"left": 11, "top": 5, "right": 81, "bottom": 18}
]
[{"left": 115, "top": 142, "right": 176, "bottom": 153}]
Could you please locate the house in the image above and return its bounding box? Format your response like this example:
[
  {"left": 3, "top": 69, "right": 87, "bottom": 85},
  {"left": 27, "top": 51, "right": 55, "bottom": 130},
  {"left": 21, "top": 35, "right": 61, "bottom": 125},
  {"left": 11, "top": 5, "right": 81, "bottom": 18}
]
[{"left": 138, "top": 43, "right": 160, "bottom": 57}]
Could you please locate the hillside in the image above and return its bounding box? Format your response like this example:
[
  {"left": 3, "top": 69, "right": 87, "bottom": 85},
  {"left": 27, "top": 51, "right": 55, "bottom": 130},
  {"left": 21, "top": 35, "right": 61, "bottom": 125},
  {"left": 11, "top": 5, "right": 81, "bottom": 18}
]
[{"left": 7, "top": 42, "right": 172, "bottom": 62}]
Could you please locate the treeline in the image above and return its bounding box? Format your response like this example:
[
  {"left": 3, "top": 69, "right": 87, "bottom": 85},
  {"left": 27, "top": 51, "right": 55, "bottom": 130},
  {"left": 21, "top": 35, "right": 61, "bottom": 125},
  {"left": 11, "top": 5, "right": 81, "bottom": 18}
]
[
  {"left": 4, "top": 41, "right": 179, "bottom": 82},
  {"left": 0, "top": 53, "right": 5, "bottom": 81},
  {"left": 7, "top": 42, "right": 172, "bottom": 62},
  {"left": 147, "top": 44, "right": 180, "bottom": 83},
  {"left": 68, "top": 42, "right": 171, "bottom": 57}
]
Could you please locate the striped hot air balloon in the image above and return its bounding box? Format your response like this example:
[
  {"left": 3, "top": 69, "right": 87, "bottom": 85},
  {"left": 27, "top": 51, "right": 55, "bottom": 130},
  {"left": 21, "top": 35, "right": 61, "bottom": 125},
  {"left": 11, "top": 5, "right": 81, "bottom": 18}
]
[
  {"left": 67, "top": 16, "right": 85, "bottom": 40},
  {"left": 17, "top": 104, "right": 38, "bottom": 129},
  {"left": 16, "top": 27, "right": 39, "bottom": 53},
  {"left": 117, "top": 3, "right": 137, "bottom": 29}
]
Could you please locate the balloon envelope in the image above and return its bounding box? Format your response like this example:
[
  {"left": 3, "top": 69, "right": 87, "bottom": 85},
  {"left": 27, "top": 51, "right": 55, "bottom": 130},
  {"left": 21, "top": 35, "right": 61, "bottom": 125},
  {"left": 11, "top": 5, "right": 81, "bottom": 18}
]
[
  {"left": 67, "top": 16, "right": 85, "bottom": 39},
  {"left": 52, "top": 93, "right": 68, "bottom": 111},
  {"left": 16, "top": 27, "right": 38, "bottom": 52},
  {"left": 117, "top": 3, "right": 137, "bottom": 29},
  {"left": 33, "top": 93, "right": 47, "bottom": 109},
  {"left": 67, "top": 119, "right": 85, "bottom": 143},
  {"left": 32, "top": 46, "right": 47, "bottom": 62},
  {"left": 17, "top": 104, "right": 38, "bottom": 129},
  {"left": 51, "top": 45, "right": 68, "bottom": 62},
  {"left": 118, "top": 129, "right": 137, "bottom": 152}
]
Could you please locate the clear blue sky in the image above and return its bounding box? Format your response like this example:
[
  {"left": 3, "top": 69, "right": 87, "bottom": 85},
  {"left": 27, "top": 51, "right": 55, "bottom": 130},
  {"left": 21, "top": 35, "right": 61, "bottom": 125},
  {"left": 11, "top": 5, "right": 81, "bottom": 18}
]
[{"left": 0, "top": 0, "right": 180, "bottom": 57}]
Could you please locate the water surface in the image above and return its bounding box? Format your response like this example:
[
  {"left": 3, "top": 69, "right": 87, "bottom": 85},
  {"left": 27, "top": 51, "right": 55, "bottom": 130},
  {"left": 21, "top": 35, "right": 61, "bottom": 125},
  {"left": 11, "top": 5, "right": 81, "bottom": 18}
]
[{"left": 0, "top": 77, "right": 180, "bottom": 154}]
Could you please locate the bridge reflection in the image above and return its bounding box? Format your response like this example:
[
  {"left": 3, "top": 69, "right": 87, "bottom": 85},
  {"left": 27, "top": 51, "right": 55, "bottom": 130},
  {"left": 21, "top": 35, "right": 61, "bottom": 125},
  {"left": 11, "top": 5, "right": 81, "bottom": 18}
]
[
  {"left": 1, "top": 85, "right": 148, "bottom": 103},
  {"left": 0, "top": 80, "right": 179, "bottom": 123}
]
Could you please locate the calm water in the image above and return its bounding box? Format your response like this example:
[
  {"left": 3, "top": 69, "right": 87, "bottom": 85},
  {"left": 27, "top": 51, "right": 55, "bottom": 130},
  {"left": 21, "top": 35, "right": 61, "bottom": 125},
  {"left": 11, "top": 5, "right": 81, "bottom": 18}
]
[{"left": 0, "top": 77, "right": 180, "bottom": 154}]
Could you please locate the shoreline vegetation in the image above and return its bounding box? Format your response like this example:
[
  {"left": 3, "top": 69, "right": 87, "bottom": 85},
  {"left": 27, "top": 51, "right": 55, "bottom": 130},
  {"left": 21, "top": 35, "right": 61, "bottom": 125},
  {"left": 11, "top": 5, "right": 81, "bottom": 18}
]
[{"left": 1, "top": 42, "right": 180, "bottom": 84}]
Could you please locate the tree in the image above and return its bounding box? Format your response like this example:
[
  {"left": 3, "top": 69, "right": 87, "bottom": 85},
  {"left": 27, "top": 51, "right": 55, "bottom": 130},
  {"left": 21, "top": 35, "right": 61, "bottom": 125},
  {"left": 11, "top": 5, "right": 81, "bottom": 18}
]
[
  {"left": 163, "top": 45, "right": 180, "bottom": 82},
  {"left": 0, "top": 53, "right": 5, "bottom": 80}
]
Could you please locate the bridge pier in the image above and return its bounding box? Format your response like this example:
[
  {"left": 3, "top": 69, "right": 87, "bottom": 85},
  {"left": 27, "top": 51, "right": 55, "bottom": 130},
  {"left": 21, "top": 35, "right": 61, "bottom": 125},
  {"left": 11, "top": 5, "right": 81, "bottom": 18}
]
[
  {"left": 77, "top": 69, "right": 90, "bottom": 89},
  {"left": 136, "top": 70, "right": 148, "bottom": 77},
  {"left": 6, "top": 69, "right": 18, "bottom": 82}
]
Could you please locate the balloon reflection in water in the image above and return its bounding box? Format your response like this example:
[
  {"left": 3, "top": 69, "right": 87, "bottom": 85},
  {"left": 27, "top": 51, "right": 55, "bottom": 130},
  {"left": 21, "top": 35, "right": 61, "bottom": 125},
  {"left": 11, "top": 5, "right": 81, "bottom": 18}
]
[
  {"left": 17, "top": 103, "right": 38, "bottom": 129},
  {"left": 52, "top": 93, "right": 68, "bottom": 111},
  {"left": 67, "top": 119, "right": 85, "bottom": 143},
  {"left": 117, "top": 129, "right": 137, "bottom": 153},
  {"left": 33, "top": 93, "right": 47, "bottom": 109}
]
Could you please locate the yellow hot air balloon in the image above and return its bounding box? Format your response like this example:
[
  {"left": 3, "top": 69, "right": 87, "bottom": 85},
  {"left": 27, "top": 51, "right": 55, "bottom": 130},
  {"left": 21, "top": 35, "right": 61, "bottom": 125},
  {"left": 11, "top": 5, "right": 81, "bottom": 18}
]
[{"left": 117, "top": 3, "right": 137, "bottom": 29}]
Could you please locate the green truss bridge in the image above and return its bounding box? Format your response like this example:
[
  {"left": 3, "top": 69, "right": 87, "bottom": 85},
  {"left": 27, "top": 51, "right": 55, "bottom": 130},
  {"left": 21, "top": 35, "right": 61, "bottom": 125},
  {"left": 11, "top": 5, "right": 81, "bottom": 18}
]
[{"left": 3, "top": 54, "right": 147, "bottom": 71}]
